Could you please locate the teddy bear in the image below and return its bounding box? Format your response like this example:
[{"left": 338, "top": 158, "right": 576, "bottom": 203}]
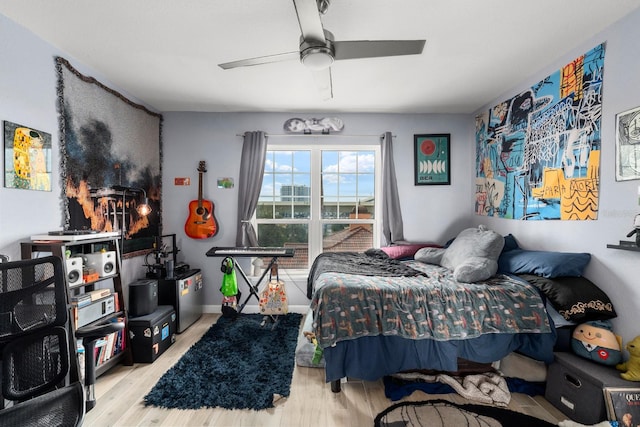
[{"left": 616, "top": 335, "right": 640, "bottom": 381}]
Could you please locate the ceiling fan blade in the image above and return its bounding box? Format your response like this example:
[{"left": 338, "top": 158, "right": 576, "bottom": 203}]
[
  {"left": 293, "top": 0, "right": 326, "bottom": 43},
  {"left": 219, "top": 51, "right": 300, "bottom": 70},
  {"left": 333, "top": 40, "right": 426, "bottom": 61},
  {"left": 311, "top": 67, "right": 333, "bottom": 100}
]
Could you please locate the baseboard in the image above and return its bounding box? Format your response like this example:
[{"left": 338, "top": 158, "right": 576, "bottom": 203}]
[{"left": 203, "top": 304, "right": 310, "bottom": 315}]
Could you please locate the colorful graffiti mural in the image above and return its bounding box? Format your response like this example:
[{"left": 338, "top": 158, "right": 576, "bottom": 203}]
[{"left": 475, "top": 43, "right": 605, "bottom": 220}]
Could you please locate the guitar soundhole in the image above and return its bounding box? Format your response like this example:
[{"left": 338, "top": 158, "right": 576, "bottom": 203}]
[{"left": 196, "top": 207, "right": 210, "bottom": 219}]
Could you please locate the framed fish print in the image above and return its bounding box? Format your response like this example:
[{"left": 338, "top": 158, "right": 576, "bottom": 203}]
[{"left": 414, "top": 134, "right": 450, "bottom": 185}]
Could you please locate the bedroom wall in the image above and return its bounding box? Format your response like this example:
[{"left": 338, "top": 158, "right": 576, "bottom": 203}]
[
  {"left": 0, "top": 13, "right": 150, "bottom": 289},
  {"left": 470, "top": 8, "right": 640, "bottom": 344},
  {"left": 161, "top": 112, "right": 472, "bottom": 311},
  {"left": 0, "top": 12, "right": 474, "bottom": 312}
]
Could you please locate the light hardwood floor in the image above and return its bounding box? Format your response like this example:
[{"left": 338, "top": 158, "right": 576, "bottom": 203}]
[{"left": 84, "top": 313, "right": 567, "bottom": 426}]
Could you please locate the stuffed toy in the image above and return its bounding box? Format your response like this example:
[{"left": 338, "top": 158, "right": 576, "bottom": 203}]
[
  {"left": 616, "top": 335, "right": 640, "bottom": 381},
  {"left": 303, "top": 331, "right": 324, "bottom": 365},
  {"left": 571, "top": 320, "right": 622, "bottom": 366}
]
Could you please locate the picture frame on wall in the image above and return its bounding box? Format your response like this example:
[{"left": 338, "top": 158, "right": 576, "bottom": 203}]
[
  {"left": 3, "top": 120, "right": 52, "bottom": 191},
  {"left": 414, "top": 134, "right": 450, "bottom": 185},
  {"left": 615, "top": 105, "right": 640, "bottom": 181}
]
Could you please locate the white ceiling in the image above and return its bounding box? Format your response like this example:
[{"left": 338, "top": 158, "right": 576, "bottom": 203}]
[{"left": 2, "top": 0, "right": 640, "bottom": 114}]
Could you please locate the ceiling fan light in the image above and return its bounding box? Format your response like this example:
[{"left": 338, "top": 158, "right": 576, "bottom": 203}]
[{"left": 302, "top": 47, "right": 334, "bottom": 70}]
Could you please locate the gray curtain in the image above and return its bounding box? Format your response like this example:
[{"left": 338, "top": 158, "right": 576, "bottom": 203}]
[
  {"left": 381, "top": 131, "right": 404, "bottom": 245},
  {"left": 235, "top": 131, "right": 267, "bottom": 247}
]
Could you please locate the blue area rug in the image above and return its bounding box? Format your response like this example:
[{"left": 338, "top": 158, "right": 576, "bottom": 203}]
[{"left": 144, "top": 313, "right": 302, "bottom": 410}]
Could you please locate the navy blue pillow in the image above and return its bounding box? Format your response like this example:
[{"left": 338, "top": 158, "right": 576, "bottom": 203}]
[
  {"left": 498, "top": 249, "right": 591, "bottom": 278},
  {"left": 502, "top": 234, "right": 519, "bottom": 253}
]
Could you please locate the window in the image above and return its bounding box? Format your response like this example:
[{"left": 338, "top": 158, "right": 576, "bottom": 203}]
[{"left": 256, "top": 140, "right": 381, "bottom": 270}]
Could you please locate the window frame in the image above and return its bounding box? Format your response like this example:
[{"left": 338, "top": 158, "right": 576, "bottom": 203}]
[{"left": 254, "top": 137, "right": 382, "bottom": 268}]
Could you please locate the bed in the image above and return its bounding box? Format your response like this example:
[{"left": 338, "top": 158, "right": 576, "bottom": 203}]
[{"left": 306, "top": 227, "right": 616, "bottom": 392}]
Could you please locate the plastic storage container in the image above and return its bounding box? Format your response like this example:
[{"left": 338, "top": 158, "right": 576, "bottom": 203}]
[{"left": 545, "top": 351, "right": 631, "bottom": 424}]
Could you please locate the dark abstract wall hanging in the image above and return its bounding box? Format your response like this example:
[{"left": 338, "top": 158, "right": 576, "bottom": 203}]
[
  {"left": 55, "top": 57, "right": 162, "bottom": 254},
  {"left": 475, "top": 43, "right": 605, "bottom": 220}
]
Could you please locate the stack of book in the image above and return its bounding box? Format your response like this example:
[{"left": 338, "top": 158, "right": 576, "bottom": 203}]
[{"left": 94, "top": 317, "right": 127, "bottom": 367}]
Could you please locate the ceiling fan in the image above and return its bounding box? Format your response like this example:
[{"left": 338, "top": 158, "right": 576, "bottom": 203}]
[{"left": 218, "top": 0, "right": 426, "bottom": 100}]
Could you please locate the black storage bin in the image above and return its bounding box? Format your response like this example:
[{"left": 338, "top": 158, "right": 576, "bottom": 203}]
[
  {"left": 129, "top": 305, "right": 176, "bottom": 363},
  {"left": 545, "top": 352, "right": 631, "bottom": 424},
  {"left": 129, "top": 279, "right": 158, "bottom": 317}
]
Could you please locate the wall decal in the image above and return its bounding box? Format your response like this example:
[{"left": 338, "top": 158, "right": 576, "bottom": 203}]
[
  {"left": 283, "top": 117, "right": 344, "bottom": 133},
  {"left": 55, "top": 57, "right": 162, "bottom": 254},
  {"left": 3, "top": 121, "right": 52, "bottom": 191},
  {"left": 475, "top": 43, "right": 605, "bottom": 220}
]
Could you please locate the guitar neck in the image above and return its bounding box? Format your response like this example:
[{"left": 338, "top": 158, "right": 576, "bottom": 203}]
[{"left": 197, "top": 170, "right": 204, "bottom": 207}]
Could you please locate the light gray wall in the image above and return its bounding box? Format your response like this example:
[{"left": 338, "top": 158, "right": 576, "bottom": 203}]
[
  {"left": 162, "top": 112, "right": 472, "bottom": 311},
  {"left": 470, "top": 9, "right": 640, "bottom": 343},
  {"left": 0, "top": 14, "right": 150, "bottom": 293},
  {"left": 2, "top": 8, "right": 639, "bottom": 343}
]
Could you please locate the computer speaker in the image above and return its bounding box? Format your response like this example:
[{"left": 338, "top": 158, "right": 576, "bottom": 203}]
[
  {"left": 84, "top": 251, "right": 117, "bottom": 277},
  {"left": 65, "top": 256, "right": 84, "bottom": 286}
]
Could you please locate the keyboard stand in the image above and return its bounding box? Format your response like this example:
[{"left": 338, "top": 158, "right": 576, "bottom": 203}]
[{"left": 206, "top": 247, "right": 295, "bottom": 314}]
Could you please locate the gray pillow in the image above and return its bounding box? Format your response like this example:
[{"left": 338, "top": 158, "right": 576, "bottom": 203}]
[
  {"left": 414, "top": 247, "right": 446, "bottom": 265},
  {"left": 440, "top": 226, "right": 505, "bottom": 282}
]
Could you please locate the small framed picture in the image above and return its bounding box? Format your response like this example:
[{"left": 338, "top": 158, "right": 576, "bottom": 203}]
[
  {"left": 414, "top": 134, "right": 450, "bottom": 185},
  {"left": 616, "top": 105, "right": 640, "bottom": 181},
  {"left": 603, "top": 387, "right": 640, "bottom": 424},
  {"left": 4, "top": 120, "right": 52, "bottom": 191}
]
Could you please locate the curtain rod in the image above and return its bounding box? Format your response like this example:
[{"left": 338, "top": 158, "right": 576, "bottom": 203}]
[{"left": 236, "top": 133, "right": 395, "bottom": 138}]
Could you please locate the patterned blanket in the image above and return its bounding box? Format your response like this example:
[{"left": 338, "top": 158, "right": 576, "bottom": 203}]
[
  {"left": 306, "top": 250, "right": 427, "bottom": 298},
  {"left": 310, "top": 261, "right": 551, "bottom": 349}
]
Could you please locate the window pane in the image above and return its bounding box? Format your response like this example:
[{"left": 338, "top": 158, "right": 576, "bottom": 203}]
[
  {"left": 322, "top": 223, "right": 373, "bottom": 252},
  {"left": 273, "top": 151, "right": 293, "bottom": 172},
  {"left": 293, "top": 151, "right": 311, "bottom": 173},
  {"left": 264, "top": 151, "right": 274, "bottom": 172},
  {"left": 322, "top": 151, "right": 339, "bottom": 173},
  {"left": 257, "top": 223, "right": 309, "bottom": 269},
  {"left": 358, "top": 152, "right": 376, "bottom": 172},
  {"left": 339, "top": 151, "right": 358, "bottom": 172},
  {"left": 257, "top": 172, "right": 275, "bottom": 219}
]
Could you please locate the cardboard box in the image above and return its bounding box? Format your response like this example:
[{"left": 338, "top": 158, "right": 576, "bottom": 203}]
[
  {"left": 128, "top": 305, "right": 176, "bottom": 363},
  {"left": 545, "top": 352, "right": 631, "bottom": 424}
]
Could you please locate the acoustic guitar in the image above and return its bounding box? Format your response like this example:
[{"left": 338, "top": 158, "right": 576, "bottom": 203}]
[{"left": 185, "top": 161, "right": 218, "bottom": 239}]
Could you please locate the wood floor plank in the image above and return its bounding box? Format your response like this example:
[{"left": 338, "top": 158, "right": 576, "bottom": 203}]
[{"left": 83, "top": 313, "right": 567, "bottom": 426}]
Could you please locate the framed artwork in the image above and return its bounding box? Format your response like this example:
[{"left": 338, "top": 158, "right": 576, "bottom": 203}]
[
  {"left": 616, "top": 105, "right": 640, "bottom": 181},
  {"left": 414, "top": 134, "right": 450, "bottom": 185},
  {"left": 476, "top": 43, "right": 605, "bottom": 220},
  {"left": 604, "top": 387, "right": 640, "bottom": 424},
  {"left": 3, "top": 121, "right": 52, "bottom": 191}
]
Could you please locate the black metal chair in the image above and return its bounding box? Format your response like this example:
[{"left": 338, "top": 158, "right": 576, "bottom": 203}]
[{"left": 0, "top": 256, "right": 123, "bottom": 426}]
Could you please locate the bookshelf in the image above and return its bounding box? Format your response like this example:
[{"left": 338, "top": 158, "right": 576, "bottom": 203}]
[{"left": 21, "top": 233, "right": 133, "bottom": 377}]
